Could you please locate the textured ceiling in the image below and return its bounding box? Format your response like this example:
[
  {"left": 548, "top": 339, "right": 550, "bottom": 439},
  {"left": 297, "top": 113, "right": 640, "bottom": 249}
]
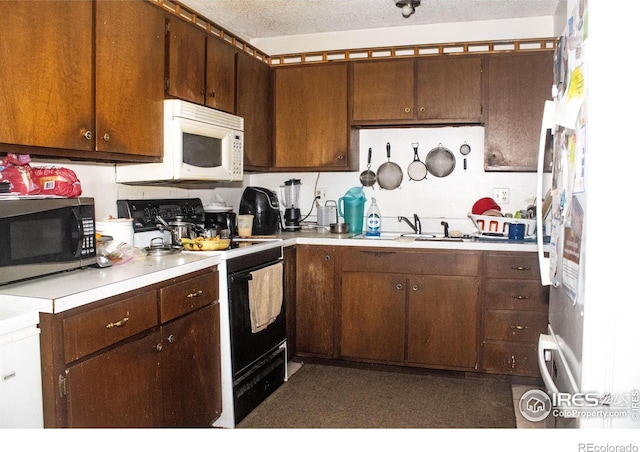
[{"left": 179, "top": 0, "right": 560, "bottom": 42}]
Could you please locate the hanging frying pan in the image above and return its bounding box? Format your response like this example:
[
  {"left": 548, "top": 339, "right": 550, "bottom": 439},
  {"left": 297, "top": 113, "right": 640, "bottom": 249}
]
[
  {"left": 426, "top": 143, "right": 456, "bottom": 178},
  {"left": 377, "top": 142, "right": 403, "bottom": 190},
  {"left": 407, "top": 142, "right": 427, "bottom": 181},
  {"left": 359, "top": 147, "right": 377, "bottom": 187},
  {"left": 459, "top": 142, "right": 471, "bottom": 171}
]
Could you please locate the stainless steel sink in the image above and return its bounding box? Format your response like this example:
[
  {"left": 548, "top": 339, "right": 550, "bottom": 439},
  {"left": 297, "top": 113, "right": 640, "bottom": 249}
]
[
  {"left": 401, "top": 234, "right": 464, "bottom": 242},
  {"left": 352, "top": 233, "right": 468, "bottom": 242}
]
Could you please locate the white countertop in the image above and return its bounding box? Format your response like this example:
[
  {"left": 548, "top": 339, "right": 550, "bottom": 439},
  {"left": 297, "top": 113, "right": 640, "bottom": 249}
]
[
  {"left": 274, "top": 228, "right": 543, "bottom": 252},
  {"left": 0, "top": 252, "right": 222, "bottom": 333}
]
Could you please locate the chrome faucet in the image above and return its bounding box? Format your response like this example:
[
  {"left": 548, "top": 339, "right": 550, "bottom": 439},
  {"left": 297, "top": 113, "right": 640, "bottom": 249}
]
[{"left": 398, "top": 214, "right": 421, "bottom": 234}]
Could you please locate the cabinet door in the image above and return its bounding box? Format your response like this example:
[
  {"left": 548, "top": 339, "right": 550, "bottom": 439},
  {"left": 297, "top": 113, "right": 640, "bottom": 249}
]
[
  {"left": 64, "top": 329, "right": 163, "bottom": 428},
  {"left": 341, "top": 272, "right": 405, "bottom": 363},
  {"left": 351, "top": 59, "right": 415, "bottom": 122},
  {"left": 95, "top": 0, "right": 165, "bottom": 159},
  {"left": 237, "top": 51, "right": 273, "bottom": 169},
  {"left": 161, "top": 304, "right": 221, "bottom": 427},
  {"left": 167, "top": 16, "right": 206, "bottom": 104},
  {"left": 295, "top": 246, "right": 336, "bottom": 357},
  {"left": 205, "top": 37, "right": 237, "bottom": 113},
  {"left": 416, "top": 56, "right": 483, "bottom": 123},
  {"left": 274, "top": 63, "right": 352, "bottom": 169},
  {"left": 407, "top": 275, "right": 479, "bottom": 370},
  {"left": 0, "top": 1, "right": 93, "bottom": 151},
  {"left": 485, "top": 51, "right": 554, "bottom": 171},
  {"left": 283, "top": 246, "right": 297, "bottom": 358}
]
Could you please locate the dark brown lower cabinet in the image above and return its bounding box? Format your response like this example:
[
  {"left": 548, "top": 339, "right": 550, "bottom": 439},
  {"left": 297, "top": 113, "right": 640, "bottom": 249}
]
[
  {"left": 406, "top": 275, "right": 479, "bottom": 370},
  {"left": 481, "top": 252, "right": 549, "bottom": 377},
  {"left": 41, "top": 268, "right": 221, "bottom": 428},
  {"left": 341, "top": 272, "right": 405, "bottom": 362},
  {"left": 65, "top": 329, "right": 163, "bottom": 427},
  {"left": 340, "top": 248, "right": 481, "bottom": 371},
  {"left": 295, "top": 245, "right": 338, "bottom": 358},
  {"left": 161, "top": 303, "right": 221, "bottom": 427}
]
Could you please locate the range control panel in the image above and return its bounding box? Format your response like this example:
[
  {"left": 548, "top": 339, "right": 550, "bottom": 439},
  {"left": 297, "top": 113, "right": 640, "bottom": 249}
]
[{"left": 116, "top": 198, "right": 205, "bottom": 232}]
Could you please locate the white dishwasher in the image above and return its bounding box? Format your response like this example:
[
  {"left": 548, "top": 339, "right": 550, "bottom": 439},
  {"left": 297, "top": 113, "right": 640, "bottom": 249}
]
[{"left": 0, "top": 317, "right": 44, "bottom": 428}]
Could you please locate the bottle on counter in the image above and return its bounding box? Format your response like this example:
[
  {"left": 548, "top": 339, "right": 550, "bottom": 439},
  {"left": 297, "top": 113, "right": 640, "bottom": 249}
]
[{"left": 365, "top": 197, "right": 381, "bottom": 237}]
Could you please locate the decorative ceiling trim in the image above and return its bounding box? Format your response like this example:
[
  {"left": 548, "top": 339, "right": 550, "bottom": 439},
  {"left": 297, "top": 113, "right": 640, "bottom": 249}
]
[{"left": 150, "top": 0, "right": 556, "bottom": 67}]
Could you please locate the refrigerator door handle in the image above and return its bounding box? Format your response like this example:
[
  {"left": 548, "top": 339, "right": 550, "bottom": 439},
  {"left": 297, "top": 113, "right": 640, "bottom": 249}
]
[
  {"left": 536, "top": 100, "right": 555, "bottom": 286},
  {"left": 538, "top": 333, "right": 560, "bottom": 394}
]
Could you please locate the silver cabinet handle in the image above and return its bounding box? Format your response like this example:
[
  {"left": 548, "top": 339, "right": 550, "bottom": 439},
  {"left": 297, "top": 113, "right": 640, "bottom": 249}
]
[
  {"left": 412, "top": 284, "right": 419, "bottom": 291},
  {"left": 186, "top": 290, "right": 203, "bottom": 298},
  {"left": 510, "top": 325, "right": 529, "bottom": 330},
  {"left": 396, "top": 283, "right": 403, "bottom": 290},
  {"left": 102, "top": 133, "right": 110, "bottom": 142},
  {"left": 82, "top": 130, "right": 93, "bottom": 140},
  {"left": 167, "top": 334, "right": 176, "bottom": 344}
]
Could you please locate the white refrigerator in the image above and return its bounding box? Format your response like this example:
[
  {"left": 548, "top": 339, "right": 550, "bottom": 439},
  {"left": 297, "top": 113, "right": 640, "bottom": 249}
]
[{"left": 536, "top": 0, "right": 640, "bottom": 429}]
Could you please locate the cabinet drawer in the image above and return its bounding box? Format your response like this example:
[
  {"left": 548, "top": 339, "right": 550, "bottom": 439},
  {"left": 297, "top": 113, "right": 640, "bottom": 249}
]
[
  {"left": 63, "top": 291, "right": 158, "bottom": 363},
  {"left": 485, "top": 279, "right": 549, "bottom": 311},
  {"left": 484, "top": 310, "right": 547, "bottom": 342},
  {"left": 342, "top": 248, "right": 480, "bottom": 276},
  {"left": 485, "top": 253, "right": 539, "bottom": 280},
  {"left": 482, "top": 341, "right": 539, "bottom": 377},
  {"left": 159, "top": 271, "right": 218, "bottom": 324}
]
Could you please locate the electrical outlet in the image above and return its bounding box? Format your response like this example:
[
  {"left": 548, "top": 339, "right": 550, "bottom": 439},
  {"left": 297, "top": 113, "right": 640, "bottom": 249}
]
[
  {"left": 316, "top": 187, "right": 328, "bottom": 205},
  {"left": 493, "top": 188, "right": 510, "bottom": 204}
]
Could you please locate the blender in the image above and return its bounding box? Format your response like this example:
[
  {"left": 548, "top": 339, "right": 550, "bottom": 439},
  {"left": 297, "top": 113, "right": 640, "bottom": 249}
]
[{"left": 280, "top": 178, "right": 302, "bottom": 231}]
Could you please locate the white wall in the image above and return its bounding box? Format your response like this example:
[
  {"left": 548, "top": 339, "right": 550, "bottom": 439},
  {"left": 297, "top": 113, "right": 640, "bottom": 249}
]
[
  {"left": 248, "top": 127, "right": 550, "bottom": 235},
  {"left": 25, "top": 16, "right": 555, "bottom": 232}
]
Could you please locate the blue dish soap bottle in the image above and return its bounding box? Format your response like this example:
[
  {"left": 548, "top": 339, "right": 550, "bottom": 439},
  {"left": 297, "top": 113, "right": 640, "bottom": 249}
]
[{"left": 365, "top": 198, "right": 381, "bottom": 237}]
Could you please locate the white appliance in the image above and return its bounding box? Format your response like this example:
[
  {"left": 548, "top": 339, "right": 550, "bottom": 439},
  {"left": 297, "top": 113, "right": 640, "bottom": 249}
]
[
  {"left": 116, "top": 99, "right": 243, "bottom": 185},
  {"left": 536, "top": 0, "right": 640, "bottom": 428},
  {"left": 0, "top": 320, "right": 43, "bottom": 428}
]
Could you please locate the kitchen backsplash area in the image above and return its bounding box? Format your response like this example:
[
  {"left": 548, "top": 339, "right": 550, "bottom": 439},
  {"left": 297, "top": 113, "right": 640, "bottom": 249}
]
[{"left": 30, "top": 126, "right": 551, "bottom": 235}]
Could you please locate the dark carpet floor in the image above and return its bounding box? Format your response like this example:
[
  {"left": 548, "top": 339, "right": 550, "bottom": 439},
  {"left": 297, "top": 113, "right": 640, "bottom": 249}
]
[{"left": 237, "top": 363, "right": 516, "bottom": 428}]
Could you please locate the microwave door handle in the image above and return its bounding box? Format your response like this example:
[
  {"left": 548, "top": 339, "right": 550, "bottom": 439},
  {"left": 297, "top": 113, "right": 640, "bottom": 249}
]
[{"left": 71, "top": 208, "right": 83, "bottom": 256}]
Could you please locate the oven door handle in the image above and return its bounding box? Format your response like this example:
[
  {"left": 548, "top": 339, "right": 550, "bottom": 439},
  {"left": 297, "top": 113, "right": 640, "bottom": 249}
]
[{"left": 230, "top": 273, "right": 253, "bottom": 284}]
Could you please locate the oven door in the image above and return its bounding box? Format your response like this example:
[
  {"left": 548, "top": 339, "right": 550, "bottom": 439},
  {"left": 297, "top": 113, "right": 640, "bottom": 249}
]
[{"left": 228, "top": 261, "right": 286, "bottom": 377}]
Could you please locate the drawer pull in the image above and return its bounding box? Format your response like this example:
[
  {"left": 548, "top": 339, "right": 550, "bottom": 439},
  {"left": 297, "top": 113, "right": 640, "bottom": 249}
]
[
  {"left": 396, "top": 283, "right": 403, "bottom": 290},
  {"left": 510, "top": 325, "right": 529, "bottom": 330},
  {"left": 511, "top": 295, "right": 530, "bottom": 300},
  {"left": 511, "top": 266, "right": 531, "bottom": 271},
  {"left": 167, "top": 334, "right": 176, "bottom": 344},
  {"left": 412, "top": 284, "right": 419, "bottom": 291},
  {"left": 186, "top": 290, "right": 203, "bottom": 298},
  {"left": 154, "top": 343, "right": 163, "bottom": 352},
  {"left": 106, "top": 317, "right": 129, "bottom": 329},
  {"left": 511, "top": 355, "right": 516, "bottom": 369}
]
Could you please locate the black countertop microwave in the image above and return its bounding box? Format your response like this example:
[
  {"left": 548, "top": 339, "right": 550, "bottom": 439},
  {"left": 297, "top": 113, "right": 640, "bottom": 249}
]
[{"left": 0, "top": 197, "right": 96, "bottom": 285}]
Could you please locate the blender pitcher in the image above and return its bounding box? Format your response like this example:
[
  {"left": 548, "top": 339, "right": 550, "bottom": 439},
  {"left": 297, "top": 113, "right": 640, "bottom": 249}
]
[{"left": 280, "top": 178, "right": 302, "bottom": 231}]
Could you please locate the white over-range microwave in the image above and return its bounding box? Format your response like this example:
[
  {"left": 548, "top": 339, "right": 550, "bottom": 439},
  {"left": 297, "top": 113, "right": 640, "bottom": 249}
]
[{"left": 116, "top": 99, "right": 244, "bottom": 184}]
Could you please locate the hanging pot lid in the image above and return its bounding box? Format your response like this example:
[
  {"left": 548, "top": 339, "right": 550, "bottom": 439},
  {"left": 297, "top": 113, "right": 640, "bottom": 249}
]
[{"left": 426, "top": 143, "right": 456, "bottom": 177}]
